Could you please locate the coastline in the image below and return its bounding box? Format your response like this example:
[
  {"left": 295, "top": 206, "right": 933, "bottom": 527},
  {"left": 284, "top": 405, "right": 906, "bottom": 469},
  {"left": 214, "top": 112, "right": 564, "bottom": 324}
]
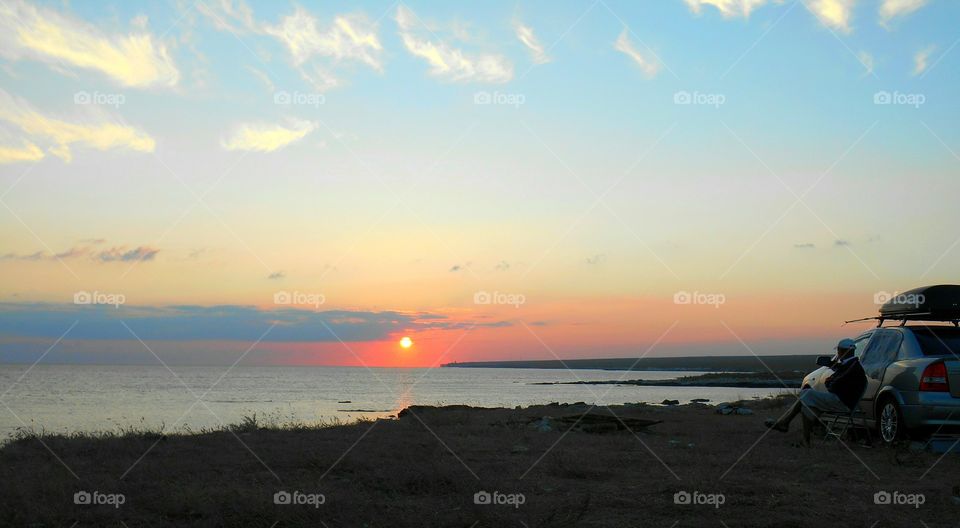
[{"left": 531, "top": 371, "right": 805, "bottom": 389}]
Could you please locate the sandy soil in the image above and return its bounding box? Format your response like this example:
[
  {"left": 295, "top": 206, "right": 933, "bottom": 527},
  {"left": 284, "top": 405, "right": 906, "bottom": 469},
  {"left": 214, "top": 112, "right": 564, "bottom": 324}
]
[{"left": 0, "top": 398, "right": 956, "bottom": 527}]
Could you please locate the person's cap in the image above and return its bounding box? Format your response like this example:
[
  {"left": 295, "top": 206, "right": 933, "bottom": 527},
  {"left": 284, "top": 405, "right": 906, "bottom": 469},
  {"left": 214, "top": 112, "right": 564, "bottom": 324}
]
[{"left": 836, "top": 338, "right": 857, "bottom": 351}]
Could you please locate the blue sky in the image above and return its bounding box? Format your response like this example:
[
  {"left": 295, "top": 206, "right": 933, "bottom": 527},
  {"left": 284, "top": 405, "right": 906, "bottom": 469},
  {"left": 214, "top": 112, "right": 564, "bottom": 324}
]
[{"left": 1, "top": 0, "right": 959, "bottom": 365}]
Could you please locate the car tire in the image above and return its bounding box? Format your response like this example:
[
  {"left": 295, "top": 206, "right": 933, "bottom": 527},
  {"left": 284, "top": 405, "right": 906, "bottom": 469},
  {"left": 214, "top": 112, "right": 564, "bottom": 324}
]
[{"left": 878, "top": 398, "right": 904, "bottom": 445}]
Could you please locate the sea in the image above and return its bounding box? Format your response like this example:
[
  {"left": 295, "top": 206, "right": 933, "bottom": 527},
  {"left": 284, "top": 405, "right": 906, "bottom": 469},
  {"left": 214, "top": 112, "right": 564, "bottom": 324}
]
[{"left": 0, "top": 365, "right": 785, "bottom": 439}]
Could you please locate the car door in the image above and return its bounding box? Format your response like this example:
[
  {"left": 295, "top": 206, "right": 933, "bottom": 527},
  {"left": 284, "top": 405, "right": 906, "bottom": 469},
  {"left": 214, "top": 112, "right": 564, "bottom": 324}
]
[{"left": 857, "top": 329, "right": 902, "bottom": 412}]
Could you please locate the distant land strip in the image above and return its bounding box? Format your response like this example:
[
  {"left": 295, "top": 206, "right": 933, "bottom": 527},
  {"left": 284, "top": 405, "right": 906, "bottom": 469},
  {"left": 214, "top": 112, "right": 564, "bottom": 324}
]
[{"left": 441, "top": 354, "right": 820, "bottom": 373}]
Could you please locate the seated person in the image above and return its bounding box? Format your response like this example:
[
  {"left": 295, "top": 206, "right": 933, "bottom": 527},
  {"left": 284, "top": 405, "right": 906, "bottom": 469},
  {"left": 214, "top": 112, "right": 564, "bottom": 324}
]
[{"left": 766, "top": 338, "right": 867, "bottom": 446}]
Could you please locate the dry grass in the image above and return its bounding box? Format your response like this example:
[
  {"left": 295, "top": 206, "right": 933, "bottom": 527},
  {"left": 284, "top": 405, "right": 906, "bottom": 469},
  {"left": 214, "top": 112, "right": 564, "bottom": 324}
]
[{"left": 0, "top": 398, "right": 956, "bottom": 527}]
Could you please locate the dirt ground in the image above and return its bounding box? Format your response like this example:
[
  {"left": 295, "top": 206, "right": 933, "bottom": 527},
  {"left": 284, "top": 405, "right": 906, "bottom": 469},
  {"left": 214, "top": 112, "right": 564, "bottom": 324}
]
[{"left": 1, "top": 399, "right": 956, "bottom": 527}]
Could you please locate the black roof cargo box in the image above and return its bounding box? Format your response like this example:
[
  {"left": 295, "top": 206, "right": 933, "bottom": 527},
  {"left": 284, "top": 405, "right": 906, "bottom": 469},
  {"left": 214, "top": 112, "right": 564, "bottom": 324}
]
[{"left": 879, "top": 285, "right": 960, "bottom": 321}]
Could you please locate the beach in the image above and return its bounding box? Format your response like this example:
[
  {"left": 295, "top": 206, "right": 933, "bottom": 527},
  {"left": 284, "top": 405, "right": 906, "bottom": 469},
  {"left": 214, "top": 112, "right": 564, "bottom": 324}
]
[{"left": 2, "top": 398, "right": 953, "bottom": 527}]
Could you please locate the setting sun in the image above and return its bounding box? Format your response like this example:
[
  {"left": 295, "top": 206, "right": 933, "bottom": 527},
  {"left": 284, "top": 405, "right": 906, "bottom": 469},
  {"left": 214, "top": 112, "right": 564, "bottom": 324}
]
[{"left": 399, "top": 337, "right": 413, "bottom": 349}]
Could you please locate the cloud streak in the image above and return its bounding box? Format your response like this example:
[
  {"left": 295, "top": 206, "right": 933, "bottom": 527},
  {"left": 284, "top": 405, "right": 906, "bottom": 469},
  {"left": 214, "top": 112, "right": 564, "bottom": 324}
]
[
  {"left": 880, "top": 0, "right": 928, "bottom": 23},
  {"left": 396, "top": 5, "right": 513, "bottom": 84},
  {"left": 1, "top": 244, "right": 159, "bottom": 262},
  {"left": 0, "top": 0, "right": 179, "bottom": 87},
  {"left": 264, "top": 9, "right": 383, "bottom": 70},
  {"left": 221, "top": 120, "right": 316, "bottom": 152},
  {"left": 684, "top": 0, "right": 769, "bottom": 18},
  {"left": 804, "top": 0, "right": 855, "bottom": 33},
  {"left": 514, "top": 21, "right": 550, "bottom": 64},
  {"left": 0, "top": 89, "right": 155, "bottom": 162},
  {"left": 0, "top": 303, "right": 509, "bottom": 344},
  {"left": 0, "top": 141, "right": 44, "bottom": 163},
  {"left": 614, "top": 29, "right": 660, "bottom": 78},
  {"left": 913, "top": 45, "right": 934, "bottom": 75}
]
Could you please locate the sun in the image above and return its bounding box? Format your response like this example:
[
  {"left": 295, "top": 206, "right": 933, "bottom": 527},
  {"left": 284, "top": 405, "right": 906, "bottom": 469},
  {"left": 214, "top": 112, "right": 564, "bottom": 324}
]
[{"left": 399, "top": 336, "right": 413, "bottom": 349}]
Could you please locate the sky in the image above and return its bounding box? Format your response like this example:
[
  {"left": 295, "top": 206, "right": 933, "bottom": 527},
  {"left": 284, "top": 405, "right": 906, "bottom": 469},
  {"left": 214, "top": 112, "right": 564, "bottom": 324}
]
[{"left": 0, "top": 0, "right": 958, "bottom": 367}]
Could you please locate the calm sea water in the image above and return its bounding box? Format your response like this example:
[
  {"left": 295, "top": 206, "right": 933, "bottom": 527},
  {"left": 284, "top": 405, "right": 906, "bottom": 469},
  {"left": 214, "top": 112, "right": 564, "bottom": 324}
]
[{"left": 0, "top": 365, "right": 784, "bottom": 438}]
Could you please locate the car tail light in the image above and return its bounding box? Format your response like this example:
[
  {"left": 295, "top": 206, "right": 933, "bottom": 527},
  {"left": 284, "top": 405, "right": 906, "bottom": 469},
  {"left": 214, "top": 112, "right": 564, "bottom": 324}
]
[{"left": 920, "top": 362, "right": 949, "bottom": 392}]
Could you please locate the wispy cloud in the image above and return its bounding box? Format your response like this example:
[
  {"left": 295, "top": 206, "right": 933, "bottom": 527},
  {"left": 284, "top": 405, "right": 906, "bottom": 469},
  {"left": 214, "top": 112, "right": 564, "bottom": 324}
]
[
  {"left": 264, "top": 9, "right": 383, "bottom": 70},
  {"left": 585, "top": 254, "right": 607, "bottom": 265},
  {"left": 858, "top": 50, "right": 875, "bottom": 76},
  {"left": 613, "top": 29, "right": 660, "bottom": 78},
  {"left": 913, "top": 45, "right": 935, "bottom": 75},
  {"left": 0, "top": 141, "right": 44, "bottom": 164},
  {"left": 684, "top": 0, "right": 770, "bottom": 18},
  {"left": 97, "top": 246, "right": 159, "bottom": 262},
  {"left": 1, "top": 244, "right": 158, "bottom": 262},
  {"left": 196, "top": 0, "right": 258, "bottom": 34},
  {"left": 246, "top": 66, "right": 275, "bottom": 93},
  {"left": 880, "top": 0, "right": 928, "bottom": 24},
  {"left": 514, "top": 21, "right": 550, "bottom": 64},
  {"left": 199, "top": 1, "right": 382, "bottom": 91},
  {"left": 0, "top": 0, "right": 179, "bottom": 87},
  {"left": 221, "top": 120, "right": 316, "bottom": 152},
  {"left": 0, "top": 303, "right": 510, "bottom": 345},
  {"left": 396, "top": 5, "right": 513, "bottom": 84},
  {"left": 0, "top": 89, "right": 155, "bottom": 162},
  {"left": 804, "top": 0, "right": 855, "bottom": 33}
]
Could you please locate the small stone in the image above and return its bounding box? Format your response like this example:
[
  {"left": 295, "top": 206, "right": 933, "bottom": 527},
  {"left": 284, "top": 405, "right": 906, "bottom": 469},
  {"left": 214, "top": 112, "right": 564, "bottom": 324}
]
[{"left": 661, "top": 399, "right": 680, "bottom": 406}]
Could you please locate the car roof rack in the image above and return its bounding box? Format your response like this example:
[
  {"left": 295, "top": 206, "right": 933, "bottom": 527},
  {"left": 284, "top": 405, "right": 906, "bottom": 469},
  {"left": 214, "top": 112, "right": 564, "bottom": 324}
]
[{"left": 843, "top": 315, "right": 960, "bottom": 328}]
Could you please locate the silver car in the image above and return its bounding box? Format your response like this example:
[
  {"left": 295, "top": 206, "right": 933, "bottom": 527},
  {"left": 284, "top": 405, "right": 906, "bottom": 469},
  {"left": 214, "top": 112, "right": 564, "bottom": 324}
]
[{"left": 801, "top": 325, "right": 960, "bottom": 444}]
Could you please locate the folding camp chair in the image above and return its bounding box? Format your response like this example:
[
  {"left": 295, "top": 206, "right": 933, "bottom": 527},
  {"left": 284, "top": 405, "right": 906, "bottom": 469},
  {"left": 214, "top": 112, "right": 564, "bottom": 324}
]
[{"left": 823, "top": 387, "right": 871, "bottom": 445}]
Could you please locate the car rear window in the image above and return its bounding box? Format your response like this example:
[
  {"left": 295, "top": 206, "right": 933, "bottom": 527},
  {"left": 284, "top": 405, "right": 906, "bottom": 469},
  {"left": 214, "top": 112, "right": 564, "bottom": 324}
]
[{"left": 911, "top": 327, "right": 960, "bottom": 356}]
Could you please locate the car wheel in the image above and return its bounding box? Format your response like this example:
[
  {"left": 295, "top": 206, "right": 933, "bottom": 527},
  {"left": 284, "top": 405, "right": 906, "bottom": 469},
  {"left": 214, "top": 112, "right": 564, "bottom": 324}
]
[{"left": 879, "top": 399, "right": 903, "bottom": 444}]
